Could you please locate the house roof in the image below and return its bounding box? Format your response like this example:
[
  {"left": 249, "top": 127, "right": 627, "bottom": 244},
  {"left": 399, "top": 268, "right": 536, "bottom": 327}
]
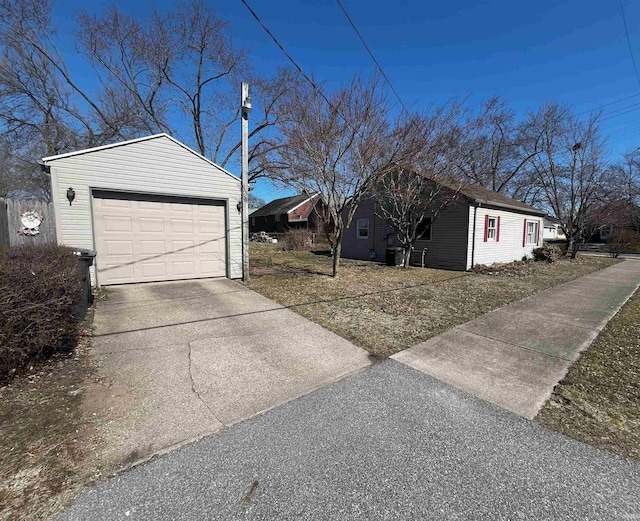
[
  {"left": 450, "top": 181, "right": 545, "bottom": 216},
  {"left": 251, "top": 193, "right": 315, "bottom": 218},
  {"left": 41, "top": 133, "right": 239, "bottom": 183}
]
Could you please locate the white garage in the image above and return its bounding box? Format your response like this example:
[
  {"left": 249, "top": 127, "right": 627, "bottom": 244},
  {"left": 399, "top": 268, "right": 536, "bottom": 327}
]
[{"left": 43, "top": 134, "right": 243, "bottom": 285}]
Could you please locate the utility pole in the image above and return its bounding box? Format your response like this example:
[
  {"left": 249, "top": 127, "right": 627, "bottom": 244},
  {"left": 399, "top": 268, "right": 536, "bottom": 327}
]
[{"left": 241, "top": 82, "right": 251, "bottom": 281}]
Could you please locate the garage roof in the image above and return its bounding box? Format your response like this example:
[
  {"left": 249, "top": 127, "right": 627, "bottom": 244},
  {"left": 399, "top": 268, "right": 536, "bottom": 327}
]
[{"left": 42, "top": 133, "right": 239, "bottom": 183}]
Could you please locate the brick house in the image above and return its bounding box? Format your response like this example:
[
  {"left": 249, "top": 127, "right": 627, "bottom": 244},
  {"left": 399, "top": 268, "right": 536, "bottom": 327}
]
[{"left": 250, "top": 193, "right": 327, "bottom": 234}]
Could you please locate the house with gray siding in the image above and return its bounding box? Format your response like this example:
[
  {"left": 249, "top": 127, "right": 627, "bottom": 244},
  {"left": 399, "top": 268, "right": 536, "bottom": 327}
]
[
  {"left": 342, "top": 182, "right": 546, "bottom": 271},
  {"left": 42, "top": 134, "right": 242, "bottom": 286}
]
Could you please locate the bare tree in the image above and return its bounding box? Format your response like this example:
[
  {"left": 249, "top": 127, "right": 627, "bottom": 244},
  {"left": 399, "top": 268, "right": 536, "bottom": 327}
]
[
  {"left": 277, "top": 74, "right": 399, "bottom": 277},
  {"left": 77, "top": 2, "right": 298, "bottom": 181},
  {"left": 373, "top": 171, "right": 461, "bottom": 267},
  {"left": 527, "top": 103, "right": 611, "bottom": 257},
  {"left": 373, "top": 107, "right": 463, "bottom": 267},
  {"left": 455, "top": 97, "right": 541, "bottom": 198},
  {"left": 0, "top": 0, "right": 297, "bottom": 199},
  {"left": 609, "top": 150, "right": 640, "bottom": 231},
  {"left": 248, "top": 193, "right": 266, "bottom": 209}
]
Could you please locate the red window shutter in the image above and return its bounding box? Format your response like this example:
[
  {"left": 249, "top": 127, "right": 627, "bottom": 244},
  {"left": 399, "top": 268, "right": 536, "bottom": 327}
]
[
  {"left": 496, "top": 216, "right": 501, "bottom": 242},
  {"left": 522, "top": 219, "right": 527, "bottom": 247},
  {"left": 484, "top": 214, "right": 489, "bottom": 242}
]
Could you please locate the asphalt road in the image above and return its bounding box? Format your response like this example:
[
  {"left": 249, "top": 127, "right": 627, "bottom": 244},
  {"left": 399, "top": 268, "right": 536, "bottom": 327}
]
[{"left": 59, "top": 361, "right": 640, "bottom": 520}]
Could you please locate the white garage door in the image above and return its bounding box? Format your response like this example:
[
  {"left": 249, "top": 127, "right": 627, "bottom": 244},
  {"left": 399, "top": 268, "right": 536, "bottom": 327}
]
[{"left": 93, "top": 192, "right": 227, "bottom": 285}]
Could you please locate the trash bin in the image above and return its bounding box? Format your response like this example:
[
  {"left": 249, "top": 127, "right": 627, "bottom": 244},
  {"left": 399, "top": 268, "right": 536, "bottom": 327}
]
[
  {"left": 72, "top": 248, "right": 96, "bottom": 321},
  {"left": 385, "top": 247, "right": 404, "bottom": 266}
]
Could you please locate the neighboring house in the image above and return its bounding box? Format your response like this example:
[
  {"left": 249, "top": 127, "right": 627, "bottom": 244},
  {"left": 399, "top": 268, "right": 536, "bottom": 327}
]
[
  {"left": 42, "top": 134, "right": 242, "bottom": 286},
  {"left": 543, "top": 217, "right": 566, "bottom": 240},
  {"left": 342, "top": 182, "right": 546, "bottom": 271},
  {"left": 587, "top": 200, "right": 640, "bottom": 242},
  {"left": 250, "top": 193, "right": 325, "bottom": 233}
]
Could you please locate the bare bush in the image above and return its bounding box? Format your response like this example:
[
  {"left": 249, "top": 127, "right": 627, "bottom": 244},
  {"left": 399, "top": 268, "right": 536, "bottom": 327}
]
[
  {"left": 606, "top": 230, "right": 640, "bottom": 258},
  {"left": 282, "top": 229, "right": 313, "bottom": 251},
  {"left": 0, "top": 245, "right": 81, "bottom": 382}
]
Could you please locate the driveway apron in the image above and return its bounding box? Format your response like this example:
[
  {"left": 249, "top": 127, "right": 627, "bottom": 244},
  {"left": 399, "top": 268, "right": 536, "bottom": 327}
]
[
  {"left": 89, "top": 278, "right": 372, "bottom": 468},
  {"left": 392, "top": 258, "right": 640, "bottom": 418},
  {"left": 60, "top": 361, "right": 640, "bottom": 521}
]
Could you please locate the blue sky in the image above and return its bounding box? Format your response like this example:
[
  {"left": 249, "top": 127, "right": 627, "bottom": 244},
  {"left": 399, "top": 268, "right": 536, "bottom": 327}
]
[{"left": 55, "top": 0, "right": 640, "bottom": 202}]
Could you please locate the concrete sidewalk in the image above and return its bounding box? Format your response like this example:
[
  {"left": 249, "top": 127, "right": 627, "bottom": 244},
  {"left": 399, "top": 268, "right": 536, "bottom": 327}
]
[{"left": 392, "top": 259, "right": 640, "bottom": 418}]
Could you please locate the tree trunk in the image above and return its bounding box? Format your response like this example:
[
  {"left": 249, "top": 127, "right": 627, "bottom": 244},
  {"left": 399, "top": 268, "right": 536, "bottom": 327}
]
[
  {"left": 332, "top": 241, "right": 342, "bottom": 277},
  {"left": 403, "top": 246, "right": 411, "bottom": 268}
]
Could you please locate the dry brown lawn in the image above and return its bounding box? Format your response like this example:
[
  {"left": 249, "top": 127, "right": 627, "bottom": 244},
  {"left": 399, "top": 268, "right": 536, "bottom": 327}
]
[
  {"left": 247, "top": 244, "right": 618, "bottom": 357},
  {"left": 536, "top": 287, "right": 640, "bottom": 461}
]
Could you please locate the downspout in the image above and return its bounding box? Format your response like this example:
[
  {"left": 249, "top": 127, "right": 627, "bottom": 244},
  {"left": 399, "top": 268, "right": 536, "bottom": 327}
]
[
  {"left": 371, "top": 201, "right": 377, "bottom": 259},
  {"left": 471, "top": 203, "right": 478, "bottom": 269}
]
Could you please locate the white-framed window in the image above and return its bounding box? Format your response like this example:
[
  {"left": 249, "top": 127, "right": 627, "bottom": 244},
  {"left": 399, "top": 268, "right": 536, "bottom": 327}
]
[
  {"left": 357, "top": 218, "right": 369, "bottom": 239},
  {"left": 526, "top": 220, "right": 539, "bottom": 245},
  {"left": 416, "top": 217, "right": 432, "bottom": 241},
  {"left": 487, "top": 217, "right": 497, "bottom": 241},
  {"left": 484, "top": 215, "right": 500, "bottom": 242}
]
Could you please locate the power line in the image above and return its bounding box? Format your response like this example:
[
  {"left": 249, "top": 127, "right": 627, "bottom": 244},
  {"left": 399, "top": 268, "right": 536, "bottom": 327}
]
[
  {"left": 576, "top": 92, "right": 640, "bottom": 116},
  {"left": 239, "top": 0, "right": 354, "bottom": 133},
  {"left": 619, "top": 0, "right": 640, "bottom": 90},
  {"left": 336, "top": 0, "right": 411, "bottom": 117},
  {"left": 600, "top": 103, "right": 640, "bottom": 122}
]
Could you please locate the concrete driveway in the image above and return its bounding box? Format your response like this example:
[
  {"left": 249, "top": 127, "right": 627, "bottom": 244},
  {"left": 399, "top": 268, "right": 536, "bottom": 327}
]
[{"left": 89, "top": 278, "right": 372, "bottom": 468}]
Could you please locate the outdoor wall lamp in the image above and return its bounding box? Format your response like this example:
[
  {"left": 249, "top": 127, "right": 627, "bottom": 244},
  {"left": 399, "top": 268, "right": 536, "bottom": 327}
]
[
  {"left": 237, "top": 201, "right": 242, "bottom": 212},
  {"left": 66, "top": 187, "right": 76, "bottom": 206}
]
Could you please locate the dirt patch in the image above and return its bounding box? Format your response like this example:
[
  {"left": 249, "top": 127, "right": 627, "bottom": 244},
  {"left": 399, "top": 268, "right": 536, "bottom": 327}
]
[
  {"left": 82, "top": 381, "right": 137, "bottom": 424},
  {"left": 536, "top": 288, "right": 640, "bottom": 461},
  {"left": 0, "top": 324, "right": 101, "bottom": 521},
  {"left": 247, "top": 245, "right": 619, "bottom": 357},
  {"left": 0, "top": 305, "right": 137, "bottom": 520}
]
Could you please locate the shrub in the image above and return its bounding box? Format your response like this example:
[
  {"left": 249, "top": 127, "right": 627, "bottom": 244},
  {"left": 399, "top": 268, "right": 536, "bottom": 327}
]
[
  {"left": 532, "top": 244, "right": 563, "bottom": 263},
  {"left": 282, "top": 229, "right": 313, "bottom": 251},
  {"left": 606, "top": 230, "right": 640, "bottom": 258},
  {"left": 0, "top": 245, "right": 82, "bottom": 382}
]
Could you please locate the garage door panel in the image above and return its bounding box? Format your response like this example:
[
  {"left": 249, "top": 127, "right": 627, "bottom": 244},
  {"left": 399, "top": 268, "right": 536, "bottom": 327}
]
[
  {"left": 170, "top": 219, "right": 194, "bottom": 233},
  {"left": 141, "top": 263, "right": 167, "bottom": 279},
  {"left": 200, "top": 260, "right": 223, "bottom": 275},
  {"left": 201, "top": 240, "right": 223, "bottom": 254},
  {"left": 105, "top": 241, "right": 134, "bottom": 256},
  {"left": 140, "top": 240, "right": 166, "bottom": 256},
  {"left": 170, "top": 204, "right": 194, "bottom": 213},
  {"left": 171, "top": 240, "right": 195, "bottom": 253},
  {"left": 103, "top": 216, "right": 132, "bottom": 232},
  {"left": 139, "top": 217, "right": 165, "bottom": 233},
  {"left": 103, "top": 263, "right": 136, "bottom": 283},
  {"left": 101, "top": 199, "right": 132, "bottom": 209},
  {"left": 138, "top": 201, "right": 164, "bottom": 211},
  {"left": 173, "top": 261, "right": 196, "bottom": 276},
  {"left": 93, "top": 194, "right": 226, "bottom": 285}
]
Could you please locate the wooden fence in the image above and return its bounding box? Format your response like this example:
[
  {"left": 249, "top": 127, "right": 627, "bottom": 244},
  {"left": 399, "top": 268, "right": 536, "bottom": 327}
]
[{"left": 0, "top": 198, "right": 57, "bottom": 247}]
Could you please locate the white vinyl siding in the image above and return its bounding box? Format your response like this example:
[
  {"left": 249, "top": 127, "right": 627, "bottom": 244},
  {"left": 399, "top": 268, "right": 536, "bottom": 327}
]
[
  {"left": 46, "top": 135, "right": 242, "bottom": 283},
  {"left": 467, "top": 207, "right": 543, "bottom": 269}
]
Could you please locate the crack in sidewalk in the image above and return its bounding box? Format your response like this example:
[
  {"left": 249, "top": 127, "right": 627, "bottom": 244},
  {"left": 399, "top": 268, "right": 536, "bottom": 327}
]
[{"left": 187, "top": 342, "right": 225, "bottom": 425}]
